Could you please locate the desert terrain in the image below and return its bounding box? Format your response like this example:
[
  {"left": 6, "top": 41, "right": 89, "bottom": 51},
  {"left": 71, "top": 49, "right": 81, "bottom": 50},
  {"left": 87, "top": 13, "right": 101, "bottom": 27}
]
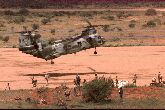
[
  {"left": 0, "top": 7, "right": 165, "bottom": 48},
  {"left": 0, "top": 46, "right": 165, "bottom": 90},
  {"left": 0, "top": 47, "right": 165, "bottom": 109},
  {"left": 0, "top": 4, "right": 165, "bottom": 108}
]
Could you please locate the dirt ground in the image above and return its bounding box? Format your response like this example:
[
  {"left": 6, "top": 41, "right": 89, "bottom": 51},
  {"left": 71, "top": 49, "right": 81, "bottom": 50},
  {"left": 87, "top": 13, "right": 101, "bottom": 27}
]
[{"left": 0, "top": 46, "right": 165, "bottom": 90}]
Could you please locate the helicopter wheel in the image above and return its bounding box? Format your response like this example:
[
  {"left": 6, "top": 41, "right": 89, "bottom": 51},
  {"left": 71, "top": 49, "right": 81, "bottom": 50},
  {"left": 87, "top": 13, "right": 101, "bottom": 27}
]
[
  {"left": 94, "top": 51, "right": 97, "bottom": 55},
  {"left": 94, "top": 47, "right": 97, "bottom": 55},
  {"left": 51, "top": 60, "right": 54, "bottom": 64}
]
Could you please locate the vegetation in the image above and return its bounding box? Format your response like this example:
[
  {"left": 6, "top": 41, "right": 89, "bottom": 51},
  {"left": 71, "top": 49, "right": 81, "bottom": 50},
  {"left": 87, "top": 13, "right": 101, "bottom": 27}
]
[
  {"left": 146, "top": 20, "right": 157, "bottom": 27},
  {"left": 4, "top": 10, "right": 15, "bottom": 15},
  {"left": 41, "top": 18, "right": 50, "bottom": 25},
  {"left": 82, "top": 78, "right": 114, "bottom": 102},
  {"left": 109, "top": 37, "right": 121, "bottom": 42},
  {"left": 124, "top": 84, "right": 137, "bottom": 88},
  {"left": 17, "top": 8, "right": 30, "bottom": 16},
  {"left": 145, "top": 9, "right": 157, "bottom": 16},
  {"left": 51, "top": 29, "right": 56, "bottom": 35},
  {"left": 32, "top": 24, "right": 39, "bottom": 31},
  {"left": 13, "top": 16, "right": 25, "bottom": 24},
  {"left": 102, "top": 25, "right": 110, "bottom": 32},
  {"left": 129, "top": 23, "right": 136, "bottom": 28},
  {"left": 0, "top": 36, "right": 9, "bottom": 42}
]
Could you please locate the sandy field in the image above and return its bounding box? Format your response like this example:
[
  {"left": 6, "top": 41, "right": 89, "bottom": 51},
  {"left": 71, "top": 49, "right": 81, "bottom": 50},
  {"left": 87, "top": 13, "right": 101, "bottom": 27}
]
[{"left": 0, "top": 46, "right": 165, "bottom": 90}]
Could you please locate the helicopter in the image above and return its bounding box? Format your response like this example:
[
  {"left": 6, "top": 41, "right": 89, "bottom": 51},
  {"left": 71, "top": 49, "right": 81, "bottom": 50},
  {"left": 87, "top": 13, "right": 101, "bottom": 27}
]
[{"left": 18, "top": 20, "right": 106, "bottom": 64}]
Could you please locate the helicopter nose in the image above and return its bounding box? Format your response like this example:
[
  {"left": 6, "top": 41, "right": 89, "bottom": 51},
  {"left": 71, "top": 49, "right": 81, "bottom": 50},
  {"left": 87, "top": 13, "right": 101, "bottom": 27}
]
[{"left": 101, "top": 37, "right": 106, "bottom": 44}]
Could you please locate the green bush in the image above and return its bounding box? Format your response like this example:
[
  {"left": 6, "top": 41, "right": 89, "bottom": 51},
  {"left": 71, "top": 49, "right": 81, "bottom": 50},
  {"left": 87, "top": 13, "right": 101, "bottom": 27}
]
[
  {"left": 17, "top": 8, "right": 29, "bottom": 16},
  {"left": 124, "top": 83, "right": 137, "bottom": 88},
  {"left": 152, "top": 18, "right": 161, "bottom": 25},
  {"left": 13, "top": 16, "right": 25, "bottom": 24},
  {"left": 0, "top": 36, "right": 9, "bottom": 42},
  {"left": 129, "top": 23, "right": 136, "bottom": 28},
  {"left": 32, "top": 24, "right": 39, "bottom": 30},
  {"left": 117, "top": 12, "right": 125, "bottom": 19},
  {"left": 82, "top": 78, "right": 114, "bottom": 102},
  {"left": 41, "top": 18, "right": 50, "bottom": 25},
  {"left": 110, "top": 37, "right": 121, "bottom": 42},
  {"left": 146, "top": 20, "right": 156, "bottom": 27},
  {"left": 37, "top": 87, "right": 48, "bottom": 94},
  {"left": 130, "top": 20, "right": 136, "bottom": 23},
  {"left": 4, "top": 10, "right": 15, "bottom": 15},
  {"left": 145, "top": 9, "right": 157, "bottom": 16},
  {"left": 107, "top": 16, "right": 115, "bottom": 20},
  {"left": 102, "top": 25, "right": 110, "bottom": 32},
  {"left": 79, "top": 12, "right": 93, "bottom": 19},
  {"left": 51, "top": 29, "right": 56, "bottom": 35}
]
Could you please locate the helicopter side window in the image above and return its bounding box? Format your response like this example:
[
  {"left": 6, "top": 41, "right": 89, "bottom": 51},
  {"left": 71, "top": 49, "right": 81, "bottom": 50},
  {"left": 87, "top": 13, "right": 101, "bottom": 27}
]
[
  {"left": 86, "top": 37, "right": 93, "bottom": 44},
  {"left": 77, "top": 42, "right": 82, "bottom": 47}
]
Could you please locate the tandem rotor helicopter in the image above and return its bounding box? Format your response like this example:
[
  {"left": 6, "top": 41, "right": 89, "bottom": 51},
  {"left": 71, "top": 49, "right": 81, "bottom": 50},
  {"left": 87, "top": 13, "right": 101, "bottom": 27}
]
[{"left": 18, "top": 20, "right": 106, "bottom": 64}]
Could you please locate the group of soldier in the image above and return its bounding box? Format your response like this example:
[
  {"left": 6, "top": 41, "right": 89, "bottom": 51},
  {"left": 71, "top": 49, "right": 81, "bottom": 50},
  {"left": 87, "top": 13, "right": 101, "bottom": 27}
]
[
  {"left": 151, "top": 72, "right": 164, "bottom": 86},
  {"left": 4, "top": 71, "right": 164, "bottom": 103},
  {"left": 30, "top": 73, "right": 50, "bottom": 88}
]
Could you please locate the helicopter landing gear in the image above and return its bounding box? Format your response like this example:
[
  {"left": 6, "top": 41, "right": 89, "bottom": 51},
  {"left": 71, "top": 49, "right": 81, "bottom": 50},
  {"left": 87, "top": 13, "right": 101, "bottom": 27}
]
[
  {"left": 94, "top": 47, "right": 97, "bottom": 55},
  {"left": 51, "top": 60, "right": 54, "bottom": 64}
]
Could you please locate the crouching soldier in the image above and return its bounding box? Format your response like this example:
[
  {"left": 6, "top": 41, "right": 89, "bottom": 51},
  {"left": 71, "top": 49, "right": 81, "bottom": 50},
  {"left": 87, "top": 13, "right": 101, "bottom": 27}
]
[{"left": 152, "top": 77, "right": 156, "bottom": 83}]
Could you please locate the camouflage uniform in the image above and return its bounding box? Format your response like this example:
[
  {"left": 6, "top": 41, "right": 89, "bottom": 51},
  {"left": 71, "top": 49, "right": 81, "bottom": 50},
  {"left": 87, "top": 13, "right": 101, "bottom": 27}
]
[
  {"left": 45, "top": 74, "right": 50, "bottom": 85},
  {"left": 119, "top": 87, "right": 123, "bottom": 100}
]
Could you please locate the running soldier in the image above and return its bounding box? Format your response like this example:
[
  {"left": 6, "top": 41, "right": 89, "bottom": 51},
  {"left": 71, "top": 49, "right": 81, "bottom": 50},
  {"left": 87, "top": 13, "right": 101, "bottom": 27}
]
[
  {"left": 31, "top": 76, "right": 37, "bottom": 87},
  {"left": 119, "top": 87, "right": 123, "bottom": 101},
  {"left": 76, "top": 73, "right": 81, "bottom": 87},
  {"left": 115, "top": 76, "right": 118, "bottom": 88},
  {"left": 73, "top": 79, "right": 78, "bottom": 96},
  {"left": 45, "top": 73, "right": 50, "bottom": 86},
  {"left": 5, "top": 83, "right": 10, "bottom": 90}
]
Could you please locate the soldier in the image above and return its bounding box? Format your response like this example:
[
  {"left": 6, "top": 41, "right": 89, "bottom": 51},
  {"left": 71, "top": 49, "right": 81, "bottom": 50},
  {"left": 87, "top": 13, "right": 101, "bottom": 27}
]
[
  {"left": 45, "top": 73, "right": 50, "bottom": 86},
  {"left": 132, "top": 74, "right": 137, "bottom": 86},
  {"left": 158, "top": 72, "right": 162, "bottom": 83},
  {"left": 115, "top": 76, "right": 119, "bottom": 88},
  {"left": 76, "top": 73, "right": 81, "bottom": 87},
  {"left": 160, "top": 74, "right": 163, "bottom": 83},
  {"left": 118, "top": 87, "right": 123, "bottom": 101},
  {"left": 5, "top": 83, "right": 10, "bottom": 90},
  {"left": 101, "top": 75, "right": 106, "bottom": 80},
  {"left": 73, "top": 79, "right": 78, "bottom": 96},
  {"left": 152, "top": 76, "right": 156, "bottom": 83},
  {"left": 83, "top": 79, "right": 87, "bottom": 84},
  {"left": 31, "top": 76, "right": 37, "bottom": 87}
]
